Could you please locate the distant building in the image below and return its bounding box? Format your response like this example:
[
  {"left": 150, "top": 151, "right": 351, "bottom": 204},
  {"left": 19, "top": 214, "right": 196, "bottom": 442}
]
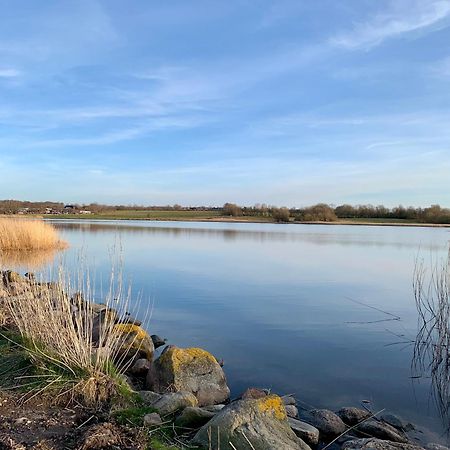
[{"left": 79, "top": 210, "right": 92, "bottom": 214}]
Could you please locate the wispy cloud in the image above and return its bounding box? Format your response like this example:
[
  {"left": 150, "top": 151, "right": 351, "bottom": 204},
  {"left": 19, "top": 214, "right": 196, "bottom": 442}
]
[
  {"left": 0, "top": 68, "right": 21, "bottom": 78},
  {"left": 331, "top": 0, "right": 450, "bottom": 49}
]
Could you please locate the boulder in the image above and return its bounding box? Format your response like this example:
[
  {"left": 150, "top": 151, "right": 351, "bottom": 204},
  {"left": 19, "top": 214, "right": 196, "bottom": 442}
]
[
  {"left": 129, "top": 358, "right": 151, "bottom": 376},
  {"left": 138, "top": 390, "right": 162, "bottom": 405},
  {"left": 241, "top": 387, "right": 269, "bottom": 400},
  {"left": 301, "top": 409, "right": 347, "bottom": 438},
  {"left": 152, "top": 391, "right": 198, "bottom": 416},
  {"left": 289, "top": 418, "right": 320, "bottom": 446},
  {"left": 175, "top": 406, "right": 216, "bottom": 429},
  {"left": 143, "top": 412, "right": 163, "bottom": 427},
  {"left": 192, "top": 394, "right": 311, "bottom": 450},
  {"left": 286, "top": 405, "right": 299, "bottom": 418},
  {"left": 112, "top": 324, "right": 154, "bottom": 362},
  {"left": 2, "top": 271, "right": 26, "bottom": 285},
  {"left": 380, "top": 413, "right": 412, "bottom": 431},
  {"left": 282, "top": 395, "right": 297, "bottom": 406},
  {"left": 356, "top": 420, "right": 408, "bottom": 443},
  {"left": 202, "top": 404, "right": 226, "bottom": 413},
  {"left": 338, "top": 407, "right": 371, "bottom": 426},
  {"left": 343, "top": 438, "right": 425, "bottom": 450},
  {"left": 151, "top": 334, "right": 167, "bottom": 349},
  {"left": 147, "top": 346, "right": 230, "bottom": 406}
]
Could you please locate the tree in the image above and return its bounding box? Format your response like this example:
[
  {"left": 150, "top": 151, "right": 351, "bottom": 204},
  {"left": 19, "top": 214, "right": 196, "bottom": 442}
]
[
  {"left": 272, "top": 207, "right": 290, "bottom": 222},
  {"left": 222, "top": 203, "right": 242, "bottom": 217},
  {"left": 297, "top": 204, "right": 337, "bottom": 222}
]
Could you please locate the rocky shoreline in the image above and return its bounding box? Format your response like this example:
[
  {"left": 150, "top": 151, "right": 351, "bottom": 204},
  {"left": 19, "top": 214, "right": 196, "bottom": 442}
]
[{"left": 0, "top": 270, "right": 448, "bottom": 450}]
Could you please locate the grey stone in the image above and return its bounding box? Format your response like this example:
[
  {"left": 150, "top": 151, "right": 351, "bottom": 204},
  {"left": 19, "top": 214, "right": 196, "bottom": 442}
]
[
  {"left": 356, "top": 420, "right": 408, "bottom": 443},
  {"left": 143, "top": 412, "right": 163, "bottom": 427},
  {"left": 343, "top": 438, "right": 425, "bottom": 450},
  {"left": 193, "top": 395, "right": 311, "bottom": 450},
  {"left": 175, "top": 407, "right": 215, "bottom": 429},
  {"left": 301, "top": 409, "right": 347, "bottom": 438},
  {"left": 380, "top": 414, "right": 410, "bottom": 431},
  {"left": 338, "top": 407, "right": 371, "bottom": 426},
  {"left": 151, "top": 334, "right": 167, "bottom": 349},
  {"left": 202, "top": 404, "right": 225, "bottom": 413},
  {"left": 282, "top": 395, "right": 297, "bottom": 406},
  {"left": 425, "top": 445, "right": 450, "bottom": 450},
  {"left": 289, "top": 418, "right": 320, "bottom": 446},
  {"left": 129, "top": 358, "right": 151, "bottom": 375},
  {"left": 138, "top": 390, "right": 162, "bottom": 405},
  {"left": 147, "top": 346, "right": 230, "bottom": 406},
  {"left": 152, "top": 391, "right": 198, "bottom": 416},
  {"left": 286, "top": 405, "right": 299, "bottom": 418}
]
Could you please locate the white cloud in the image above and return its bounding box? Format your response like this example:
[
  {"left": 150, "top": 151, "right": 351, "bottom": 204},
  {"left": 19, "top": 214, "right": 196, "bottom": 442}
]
[{"left": 331, "top": 0, "right": 450, "bottom": 50}]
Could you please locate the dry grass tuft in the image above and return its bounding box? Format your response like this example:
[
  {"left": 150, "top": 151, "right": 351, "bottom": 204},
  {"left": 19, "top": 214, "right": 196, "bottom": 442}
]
[
  {"left": 1, "top": 264, "right": 149, "bottom": 407},
  {"left": 0, "top": 218, "right": 68, "bottom": 251}
]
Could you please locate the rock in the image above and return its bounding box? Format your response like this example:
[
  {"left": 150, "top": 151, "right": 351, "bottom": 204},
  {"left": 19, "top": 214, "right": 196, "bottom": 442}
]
[
  {"left": 129, "top": 358, "right": 151, "bottom": 375},
  {"left": 425, "top": 445, "right": 450, "bottom": 450},
  {"left": 138, "top": 390, "right": 162, "bottom": 405},
  {"left": 286, "top": 405, "right": 299, "bottom": 418},
  {"left": 151, "top": 334, "right": 167, "bottom": 348},
  {"left": 0, "top": 434, "right": 26, "bottom": 450},
  {"left": 143, "top": 412, "right": 163, "bottom": 427},
  {"left": 241, "top": 387, "right": 269, "bottom": 400},
  {"left": 343, "top": 438, "right": 425, "bottom": 450},
  {"left": 356, "top": 420, "right": 408, "bottom": 443},
  {"left": 193, "top": 394, "right": 311, "bottom": 450},
  {"left": 289, "top": 418, "right": 320, "bottom": 446},
  {"left": 175, "top": 407, "right": 216, "bottom": 429},
  {"left": 380, "top": 413, "right": 409, "bottom": 431},
  {"left": 202, "top": 404, "right": 226, "bottom": 413},
  {"left": 338, "top": 407, "right": 371, "bottom": 426},
  {"left": 147, "top": 346, "right": 230, "bottom": 406},
  {"left": 282, "top": 395, "right": 297, "bottom": 406},
  {"left": 112, "top": 323, "right": 154, "bottom": 362},
  {"left": 301, "top": 409, "right": 347, "bottom": 438},
  {"left": 2, "top": 271, "right": 25, "bottom": 285},
  {"left": 152, "top": 391, "right": 198, "bottom": 416},
  {"left": 80, "top": 423, "right": 121, "bottom": 449}
]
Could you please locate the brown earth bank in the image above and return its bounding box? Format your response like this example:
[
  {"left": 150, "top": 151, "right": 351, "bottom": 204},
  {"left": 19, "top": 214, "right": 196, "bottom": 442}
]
[{"left": 0, "top": 270, "right": 448, "bottom": 450}]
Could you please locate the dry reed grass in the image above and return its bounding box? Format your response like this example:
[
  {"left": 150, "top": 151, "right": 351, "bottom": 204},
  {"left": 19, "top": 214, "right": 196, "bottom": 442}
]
[
  {"left": 1, "top": 263, "right": 149, "bottom": 406},
  {"left": 0, "top": 218, "right": 67, "bottom": 251},
  {"left": 413, "top": 248, "right": 450, "bottom": 426}
]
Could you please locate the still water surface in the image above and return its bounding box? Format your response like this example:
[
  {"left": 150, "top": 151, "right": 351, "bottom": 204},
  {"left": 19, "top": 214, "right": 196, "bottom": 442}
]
[{"left": 15, "top": 221, "right": 450, "bottom": 437}]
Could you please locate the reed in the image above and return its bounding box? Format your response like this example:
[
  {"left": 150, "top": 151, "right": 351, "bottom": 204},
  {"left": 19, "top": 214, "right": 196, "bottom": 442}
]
[
  {"left": 0, "top": 218, "right": 67, "bottom": 251},
  {"left": 1, "top": 263, "right": 148, "bottom": 407}
]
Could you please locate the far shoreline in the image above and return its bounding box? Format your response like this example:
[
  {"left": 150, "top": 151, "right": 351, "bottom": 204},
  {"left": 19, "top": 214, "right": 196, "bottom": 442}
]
[{"left": 39, "top": 215, "right": 450, "bottom": 229}]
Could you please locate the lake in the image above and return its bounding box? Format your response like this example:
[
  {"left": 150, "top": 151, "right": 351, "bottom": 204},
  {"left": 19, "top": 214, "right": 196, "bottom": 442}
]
[{"left": 11, "top": 220, "right": 450, "bottom": 438}]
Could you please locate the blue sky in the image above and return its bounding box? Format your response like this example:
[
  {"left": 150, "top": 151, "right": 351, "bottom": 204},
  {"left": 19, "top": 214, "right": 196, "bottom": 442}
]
[{"left": 1, "top": 0, "right": 450, "bottom": 207}]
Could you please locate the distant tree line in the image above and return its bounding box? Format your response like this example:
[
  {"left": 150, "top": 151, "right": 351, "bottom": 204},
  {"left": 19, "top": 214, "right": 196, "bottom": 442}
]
[{"left": 1, "top": 199, "right": 450, "bottom": 224}]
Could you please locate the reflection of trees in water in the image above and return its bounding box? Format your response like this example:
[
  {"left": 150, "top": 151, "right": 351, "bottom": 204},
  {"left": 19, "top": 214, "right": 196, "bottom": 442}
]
[
  {"left": 50, "top": 221, "right": 445, "bottom": 250},
  {"left": 412, "top": 250, "right": 450, "bottom": 428},
  {"left": 0, "top": 248, "right": 61, "bottom": 270}
]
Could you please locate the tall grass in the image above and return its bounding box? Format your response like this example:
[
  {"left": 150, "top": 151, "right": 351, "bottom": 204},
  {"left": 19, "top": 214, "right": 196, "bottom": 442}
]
[
  {"left": 1, "top": 262, "right": 149, "bottom": 407},
  {"left": 0, "top": 218, "right": 67, "bottom": 251},
  {"left": 413, "top": 248, "right": 450, "bottom": 424}
]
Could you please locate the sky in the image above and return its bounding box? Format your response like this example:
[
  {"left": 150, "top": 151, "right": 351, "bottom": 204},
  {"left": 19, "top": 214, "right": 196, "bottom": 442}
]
[{"left": 0, "top": 0, "right": 450, "bottom": 207}]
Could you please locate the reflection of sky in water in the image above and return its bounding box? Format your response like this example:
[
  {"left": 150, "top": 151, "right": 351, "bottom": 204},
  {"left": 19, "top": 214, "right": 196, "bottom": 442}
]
[{"left": 42, "top": 221, "right": 450, "bottom": 437}]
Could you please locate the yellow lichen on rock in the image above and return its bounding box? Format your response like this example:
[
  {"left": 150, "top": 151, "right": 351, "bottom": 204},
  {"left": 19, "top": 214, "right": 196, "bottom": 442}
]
[
  {"left": 112, "top": 323, "right": 154, "bottom": 360},
  {"left": 256, "top": 395, "right": 287, "bottom": 420},
  {"left": 159, "top": 347, "right": 217, "bottom": 372}
]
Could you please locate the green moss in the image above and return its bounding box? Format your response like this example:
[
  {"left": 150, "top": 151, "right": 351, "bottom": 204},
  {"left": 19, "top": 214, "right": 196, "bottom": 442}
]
[
  {"left": 113, "top": 406, "right": 158, "bottom": 427},
  {"left": 148, "top": 437, "right": 180, "bottom": 450}
]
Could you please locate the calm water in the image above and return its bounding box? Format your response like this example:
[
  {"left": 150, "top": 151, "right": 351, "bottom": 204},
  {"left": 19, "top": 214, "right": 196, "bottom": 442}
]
[{"left": 12, "top": 221, "right": 450, "bottom": 438}]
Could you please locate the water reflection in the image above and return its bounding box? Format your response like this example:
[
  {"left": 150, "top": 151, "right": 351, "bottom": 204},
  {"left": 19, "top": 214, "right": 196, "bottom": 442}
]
[
  {"left": 50, "top": 220, "right": 449, "bottom": 251},
  {"left": 0, "top": 248, "right": 62, "bottom": 270}
]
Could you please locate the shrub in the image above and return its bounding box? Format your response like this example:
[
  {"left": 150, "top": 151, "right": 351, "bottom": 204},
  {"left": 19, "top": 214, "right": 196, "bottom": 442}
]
[
  {"left": 222, "top": 203, "right": 242, "bottom": 217},
  {"left": 272, "top": 207, "right": 290, "bottom": 222},
  {"left": 296, "top": 204, "right": 337, "bottom": 222}
]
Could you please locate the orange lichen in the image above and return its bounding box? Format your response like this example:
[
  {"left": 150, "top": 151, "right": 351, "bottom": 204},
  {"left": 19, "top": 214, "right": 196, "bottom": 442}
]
[
  {"left": 112, "top": 324, "right": 153, "bottom": 359},
  {"left": 256, "top": 395, "right": 287, "bottom": 420}
]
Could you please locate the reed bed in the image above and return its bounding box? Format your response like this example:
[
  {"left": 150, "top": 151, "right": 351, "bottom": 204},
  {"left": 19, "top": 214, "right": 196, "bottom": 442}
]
[{"left": 0, "top": 218, "right": 67, "bottom": 251}]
